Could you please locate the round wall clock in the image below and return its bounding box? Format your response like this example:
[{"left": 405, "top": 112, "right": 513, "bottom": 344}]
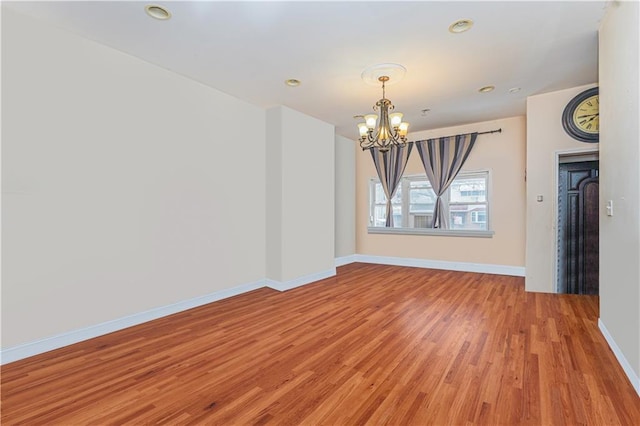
[{"left": 562, "top": 87, "right": 599, "bottom": 143}]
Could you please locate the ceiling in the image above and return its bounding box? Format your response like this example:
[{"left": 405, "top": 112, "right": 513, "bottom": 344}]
[{"left": 5, "top": 1, "right": 609, "bottom": 139}]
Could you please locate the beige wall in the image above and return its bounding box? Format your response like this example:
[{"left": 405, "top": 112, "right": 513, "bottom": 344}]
[
  {"left": 599, "top": 0, "right": 640, "bottom": 386},
  {"left": 525, "top": 84, "right": 599, "bottom": 293},
  {"left": 356, "top": 116, "right": 526, "bottom": 268},
  {"left": 2, "top": 8, "right": 266, "bottom": 348},
  {"left": 335, "top": 135, "right": 356, "bottom": 258}
]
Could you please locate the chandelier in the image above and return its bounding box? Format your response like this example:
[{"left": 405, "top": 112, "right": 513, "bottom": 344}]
[{"left": 357, "top": 75, "right": 410, "bottom": 151}]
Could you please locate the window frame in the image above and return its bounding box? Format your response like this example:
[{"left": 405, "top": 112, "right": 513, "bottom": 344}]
[{"left": 367, "top": 169, "right": 494, "bottom": 238}]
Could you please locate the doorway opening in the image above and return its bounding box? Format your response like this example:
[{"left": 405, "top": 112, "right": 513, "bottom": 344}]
[{"left": 556, "top": 153, "right": 599, "bottom": 294}]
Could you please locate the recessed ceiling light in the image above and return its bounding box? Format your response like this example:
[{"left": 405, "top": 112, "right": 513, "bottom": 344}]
[
  {"left": 145, "top": 5, "right": 171, "bottom": 20},
  {"left": 478, "top": 85, "right": 495, "bottom": 93},
  {"left": 285, "top": 79, "right": 301, "bottom": 87},
  {"left": 508, "top": 87, "right": 522, "bottom": 93},
  {"left": 449, "top": 19, "right": 473, "bottom": 34}
]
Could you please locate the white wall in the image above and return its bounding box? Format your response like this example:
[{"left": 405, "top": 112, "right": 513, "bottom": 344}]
[
  {"left": 265, "top": 108, "right": 283, "bottom": 282},
  {"left": 525, "top": 84, "right": 598, "bottom": 293},
  {"left": 265, "top": 106, "right": 335, "bottom": 284},
  {"left": 598, "top": 0, "right": 640, "bottom": 391},
  {"left": 1, "top": 8, "right": 266, "bottom": 348},
  {"left": 335, "top": 135, "right": 356, "bottom": 258}
]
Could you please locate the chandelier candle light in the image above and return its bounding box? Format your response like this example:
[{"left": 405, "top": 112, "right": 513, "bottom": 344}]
[{"left": 357, "top": 75, "right": 410, "bottom": 151}]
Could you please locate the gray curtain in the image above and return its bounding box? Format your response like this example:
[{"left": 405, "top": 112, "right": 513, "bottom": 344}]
[
  {"left": 370, "top": 144, "right": 413, "bottom": 227},
  {"left": 415, "top": 133, "right": 477, "bottom": 229}
]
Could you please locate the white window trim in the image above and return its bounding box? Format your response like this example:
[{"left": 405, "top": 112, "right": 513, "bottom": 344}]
[
  {"left": 367, "top": 227, "right": 495, "bottom": 237},
  {"left": 368, "top": 169, "right": 493, "bottom": 237}
]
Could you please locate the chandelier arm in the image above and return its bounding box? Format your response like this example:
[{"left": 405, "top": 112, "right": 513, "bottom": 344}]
[{"left": 360, "top": 135, "right": 377, "bottom": 150}]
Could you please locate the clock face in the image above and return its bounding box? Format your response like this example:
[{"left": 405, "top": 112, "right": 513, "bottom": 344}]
[
  {"left": 572, "top": 95, "right": 599, "bottom": 134},
  {"left": 562, "top": 87, "right": 599, "bottom": 143}
]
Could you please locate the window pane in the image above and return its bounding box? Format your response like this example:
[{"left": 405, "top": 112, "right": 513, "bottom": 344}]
[
  {"left": 449, "top": 204, "right": 487, "bottom": 230},
  {"left": 392, "top": 204, "right": 402, "bottom": 228},
  {"left": 449, "top": 177, "right": 486, "bottom": 203},
  {"left": 409, "top": 180, "right": 435, "bottom": 212},
  {"left": 372, "top": 205, "right": 403, "bottom": 227},
  {"left": 375, "top": 183, "right": 386, "bottom": 203},
  {"left": 408, "top": 179, "right": 435, "bottom": 228},
  {"left": 409, "top": 180, "right": 432, "bottom": 189},
  {"left": 409, "top": 188, "right": 436, "bottom": 211},
  {"left": 374, "top": 182, "right": 401, "bottom": 204},
  {"left": 391, "top": 188, "right": 401, "bottom": 204},
  {"left": 371, "top": 181, "right": 402, "bottom": 227},
  {"left": 373, "top": 205, "right": 386, "bottom": 227}
]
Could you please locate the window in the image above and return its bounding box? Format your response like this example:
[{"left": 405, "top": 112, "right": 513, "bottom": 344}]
[
  {"left": 369, "top": 171, "right": 490, "bottom": 234},
  {"left": 471, "top": 211, "right": 486, "bottom": 223}
]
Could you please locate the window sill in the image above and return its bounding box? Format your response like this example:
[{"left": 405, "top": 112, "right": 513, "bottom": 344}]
[{"left": 367, "top": 227, "right": 494, "bottom": 238}]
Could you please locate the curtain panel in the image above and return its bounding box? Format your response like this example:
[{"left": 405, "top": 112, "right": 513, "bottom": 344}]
[
  {"left": 369, "top": 144, "right": 413, "bottom": 227},
  {"left": 415, "top": 132, "right": 478, "bottom": 229}
]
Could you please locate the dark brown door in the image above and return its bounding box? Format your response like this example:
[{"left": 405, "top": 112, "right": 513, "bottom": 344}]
[{"left": 557, "top": 161, "right": 599, "bottom": 294}]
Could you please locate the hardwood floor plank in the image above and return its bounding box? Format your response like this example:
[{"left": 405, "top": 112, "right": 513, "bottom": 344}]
[{"left": 2, "top": 263, "right": 639, "bottom": 425}]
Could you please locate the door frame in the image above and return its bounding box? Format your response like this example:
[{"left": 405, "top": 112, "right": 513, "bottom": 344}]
[{"left": 553, "top": 148, "right": 599, "bottom": 293}]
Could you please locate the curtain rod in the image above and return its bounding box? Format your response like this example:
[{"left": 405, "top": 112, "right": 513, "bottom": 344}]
[
  {"left": 413, "top": 128, "right": 502, "bottom": 142},
  {"left": 476, "top": 128, "right": 502, "bottom": 136}
]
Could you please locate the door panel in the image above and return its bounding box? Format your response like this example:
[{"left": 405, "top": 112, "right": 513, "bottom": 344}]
[
  {"left": 582, "top": 180, "right": 599, "bottom": 294},
  {"left": 557, "top": 161, "right": 599, "bottom": 294}
]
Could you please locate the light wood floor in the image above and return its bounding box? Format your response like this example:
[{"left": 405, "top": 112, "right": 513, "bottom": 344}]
[{"left": 2, "top": 263, "right": 639, "bottom": 425}]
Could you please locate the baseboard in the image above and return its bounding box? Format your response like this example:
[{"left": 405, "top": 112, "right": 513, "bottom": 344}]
[
  {"left": 0, "top": 279, "right": 266, "bottom": 365},
  {"left": 353, "top": 254, "right": 525, "bottom": 277},
  {"left": 335, "top": 255, "right": 358, "bottom": 267},
  {"left": 266, "top": 268, "right": 336, "bottom": 292},
  {"left": 598, "top": 318, "right": 640, "bottom": 396},
  {"left": 1, "top": 257, "right": 520, "bottom": 365}
]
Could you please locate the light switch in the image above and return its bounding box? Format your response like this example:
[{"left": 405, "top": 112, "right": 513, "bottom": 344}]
[
  {"left": 606, "top": 200, "right": 613, "bottom": 216},
  {"left": 537, "top": 195, "right": 543, "bottom": 202}
]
